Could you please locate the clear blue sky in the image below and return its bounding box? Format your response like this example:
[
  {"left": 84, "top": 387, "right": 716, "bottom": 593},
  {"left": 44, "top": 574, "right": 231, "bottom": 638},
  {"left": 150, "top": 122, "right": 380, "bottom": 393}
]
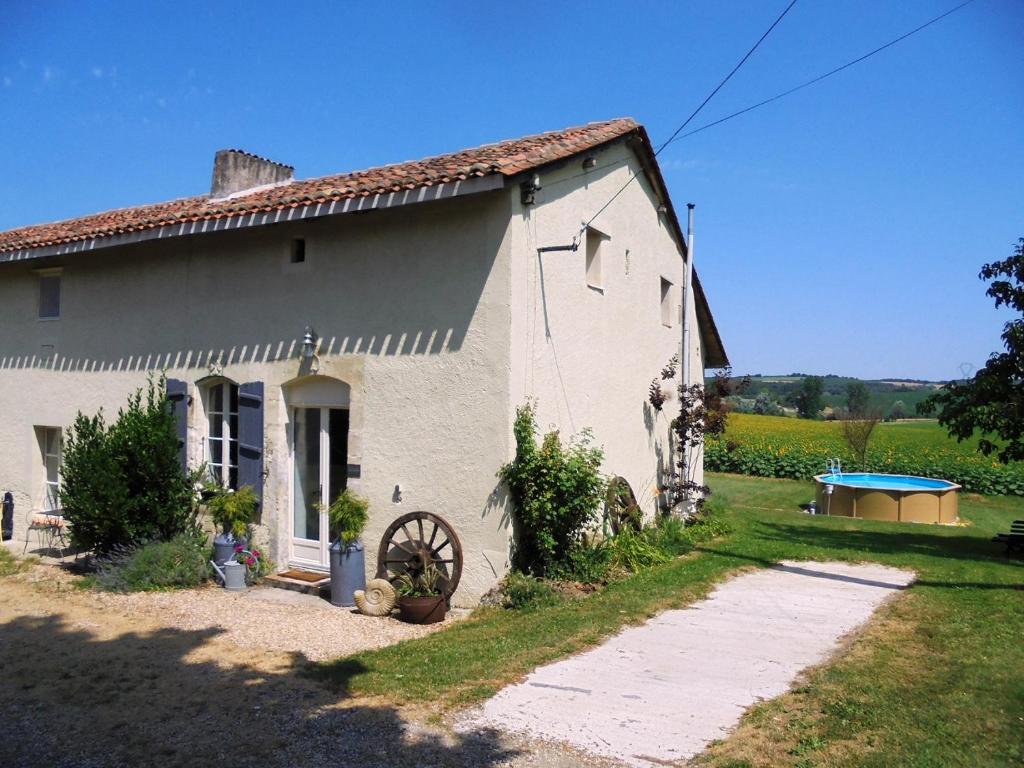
[{"left": 2, "top": 1, "right": 1021, "bottom": 380}]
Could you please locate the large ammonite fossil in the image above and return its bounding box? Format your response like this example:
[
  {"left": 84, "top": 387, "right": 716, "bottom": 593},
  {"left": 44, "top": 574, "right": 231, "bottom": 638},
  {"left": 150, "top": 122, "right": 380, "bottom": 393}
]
[{"left": 354, "top": 578, "right": 397, "bottom": 617}]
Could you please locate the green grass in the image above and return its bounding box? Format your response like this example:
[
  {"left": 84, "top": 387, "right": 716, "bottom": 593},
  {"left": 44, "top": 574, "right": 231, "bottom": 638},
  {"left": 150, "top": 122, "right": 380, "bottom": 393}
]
[
  {"left": 0, "top": 546, "right": 33, "bottom": 576},
  {"left": 314, "top": 473, "right": 1023, "bottom": 766}
]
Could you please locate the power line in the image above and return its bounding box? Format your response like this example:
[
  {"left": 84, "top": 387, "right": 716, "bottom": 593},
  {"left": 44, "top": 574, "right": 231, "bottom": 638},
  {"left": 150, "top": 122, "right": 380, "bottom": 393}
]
[
  {"left": 663, "top": 0, "right": 978, "bottom": 149},
  {"left": 577, "top": 0, "right": 799, "bottom": 241}
]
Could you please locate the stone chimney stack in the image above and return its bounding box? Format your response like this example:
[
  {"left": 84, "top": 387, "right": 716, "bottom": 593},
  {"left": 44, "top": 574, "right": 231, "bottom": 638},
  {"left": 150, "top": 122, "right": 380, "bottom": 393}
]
[{"left": 210, "top": 149, "right": 294, "bottom": 199}]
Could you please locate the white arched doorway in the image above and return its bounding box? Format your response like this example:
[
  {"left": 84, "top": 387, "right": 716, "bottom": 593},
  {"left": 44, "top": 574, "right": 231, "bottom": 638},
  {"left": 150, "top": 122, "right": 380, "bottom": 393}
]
[{"left": 283, "top": 376, "right": 351, "bottom": 570}]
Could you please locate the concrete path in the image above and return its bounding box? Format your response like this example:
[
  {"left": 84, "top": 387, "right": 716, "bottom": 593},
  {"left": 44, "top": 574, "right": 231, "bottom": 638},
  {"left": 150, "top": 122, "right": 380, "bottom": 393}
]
[{"left": 467, "top": 561, "right": 915, "bottom": 767}]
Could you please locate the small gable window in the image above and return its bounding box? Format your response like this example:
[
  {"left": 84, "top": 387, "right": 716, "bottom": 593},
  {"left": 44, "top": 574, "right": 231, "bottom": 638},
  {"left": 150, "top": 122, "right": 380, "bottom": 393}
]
[
  {"left": 661, "top": 277, "right": 674, "bottom": 327},
  {"left": 585, "top": 226, "right": 608, "bottom": 291},
  {"left": 37, "top": 268, "right": 62, "bottom": 319}
]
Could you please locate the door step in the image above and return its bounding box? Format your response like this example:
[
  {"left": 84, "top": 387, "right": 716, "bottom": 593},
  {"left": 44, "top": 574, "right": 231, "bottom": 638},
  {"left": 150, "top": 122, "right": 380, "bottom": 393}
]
[{"left": 266, "top": 569, "right": 329, "bottom": 596}]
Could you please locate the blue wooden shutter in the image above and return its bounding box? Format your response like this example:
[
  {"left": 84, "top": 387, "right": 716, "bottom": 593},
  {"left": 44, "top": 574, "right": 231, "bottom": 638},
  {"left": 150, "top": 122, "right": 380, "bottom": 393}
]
[
  {"left": 2, "top": 491, "right": 13, "bottom": 541},
  {"left": 166, "top": 379, "right": 189, "bottom": 471},
  {"left": 238, "top": 382, "right": 265, "bottom": 509}
]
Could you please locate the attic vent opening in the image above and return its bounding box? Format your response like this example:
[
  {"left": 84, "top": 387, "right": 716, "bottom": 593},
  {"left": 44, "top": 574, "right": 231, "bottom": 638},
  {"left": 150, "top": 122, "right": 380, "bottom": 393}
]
[{"left": 290, "top": 238, "right": 306, "bottom": 264}]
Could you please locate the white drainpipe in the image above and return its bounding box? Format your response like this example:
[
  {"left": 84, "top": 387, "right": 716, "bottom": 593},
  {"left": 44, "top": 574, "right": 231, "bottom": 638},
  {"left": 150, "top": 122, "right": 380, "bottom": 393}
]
[{"left": 681, "top": 203, "right": 695, "bottom": 512}]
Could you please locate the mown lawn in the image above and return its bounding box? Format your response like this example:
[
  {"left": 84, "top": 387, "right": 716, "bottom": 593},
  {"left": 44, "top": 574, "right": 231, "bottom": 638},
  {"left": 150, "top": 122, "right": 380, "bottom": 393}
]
[{"left": 315, "top": 473, "right": 1023, "bottom": 766}]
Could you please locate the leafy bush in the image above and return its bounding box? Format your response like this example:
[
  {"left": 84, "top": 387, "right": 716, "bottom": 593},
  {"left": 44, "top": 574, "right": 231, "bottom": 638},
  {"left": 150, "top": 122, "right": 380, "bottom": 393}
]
[
  {"left": 607, "top": 527, "right": 670, "bottom": 572},
  {"left": 326, "top": 489, "right": 370, "bottom": 544},
  {"left": 642, "top": 514, "right": 693, "bottom": 557},
  {"left": 95, "top": 534, "right": 210, "bottom": 592},
  {"left": 206, "top": 485, "right": 259, "bottom": 539},
  {"left": 501, "top": 571, "right": 561, "bottom": 610},
  {"left": 62, "top": 377, "right": 200, "bottom": 554},
  {"left": 499, "top": 404, "right": 605, "bottom": 576},
  {"left": 549, "top": 539, "right": 612, "bottom": 584},
  {"left": 681, "top": 513, "right": 733, "bottom": 544}
]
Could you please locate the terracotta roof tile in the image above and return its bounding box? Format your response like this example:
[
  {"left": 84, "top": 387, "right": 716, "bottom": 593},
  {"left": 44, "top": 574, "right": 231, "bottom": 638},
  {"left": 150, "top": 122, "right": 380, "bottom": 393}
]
[{"left": 0, "top": 118, "right": 638, "bottom": 254}]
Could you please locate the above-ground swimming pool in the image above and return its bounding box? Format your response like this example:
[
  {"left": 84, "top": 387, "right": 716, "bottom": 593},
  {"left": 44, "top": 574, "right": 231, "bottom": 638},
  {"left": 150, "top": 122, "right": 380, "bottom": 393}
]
[{"left": 814, "top": 473, "right": 960, "bottom": 524}]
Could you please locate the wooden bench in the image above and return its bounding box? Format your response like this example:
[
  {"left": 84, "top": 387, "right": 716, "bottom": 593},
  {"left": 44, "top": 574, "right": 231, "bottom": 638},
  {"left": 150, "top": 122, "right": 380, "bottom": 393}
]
[{"left": 993, "top": 519, "right": 1024, "bottom": 557}]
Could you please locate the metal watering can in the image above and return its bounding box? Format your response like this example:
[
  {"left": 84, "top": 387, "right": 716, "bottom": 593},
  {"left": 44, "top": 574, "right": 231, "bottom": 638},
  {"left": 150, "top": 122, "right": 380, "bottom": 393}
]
[{"left": 210, "top": 558, "right": 248, "bottom": 590}]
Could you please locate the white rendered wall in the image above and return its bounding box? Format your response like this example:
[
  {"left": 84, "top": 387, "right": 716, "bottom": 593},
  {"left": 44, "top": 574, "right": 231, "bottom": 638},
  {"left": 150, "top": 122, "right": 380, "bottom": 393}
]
[
  {"left": 0, "top": 191, "right": 514, "bottom": 605},
  {"left": 508, "top": 141, "right": 706, "bottom": 520}
]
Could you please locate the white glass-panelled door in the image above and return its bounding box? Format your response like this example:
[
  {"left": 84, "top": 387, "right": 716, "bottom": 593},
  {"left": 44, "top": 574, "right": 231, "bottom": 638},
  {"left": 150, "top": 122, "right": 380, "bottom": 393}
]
[{"left": 290, "top": 407, "right": 349, "bottom": 569}]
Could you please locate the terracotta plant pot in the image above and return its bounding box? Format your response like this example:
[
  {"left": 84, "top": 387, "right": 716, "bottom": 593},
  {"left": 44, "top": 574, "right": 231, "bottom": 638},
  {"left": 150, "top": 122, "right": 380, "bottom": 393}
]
[{"left": 397, "top": 595, "right": 446, "bottom": 624}]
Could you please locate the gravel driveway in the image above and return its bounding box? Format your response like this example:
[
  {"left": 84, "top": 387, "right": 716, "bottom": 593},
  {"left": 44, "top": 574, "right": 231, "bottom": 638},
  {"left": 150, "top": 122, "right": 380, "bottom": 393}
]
[{"left": 0, "top": 563, "right": 614, "bottom": 768}]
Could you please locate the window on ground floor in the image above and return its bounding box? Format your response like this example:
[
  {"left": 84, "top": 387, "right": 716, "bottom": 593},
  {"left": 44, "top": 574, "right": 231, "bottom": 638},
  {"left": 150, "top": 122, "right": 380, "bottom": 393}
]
[
  {"left": 36, "top": 426, "right": 62, "bottom": 511},
  {"left": 204, "top": 380, "right": 239, "bottom": 489}
]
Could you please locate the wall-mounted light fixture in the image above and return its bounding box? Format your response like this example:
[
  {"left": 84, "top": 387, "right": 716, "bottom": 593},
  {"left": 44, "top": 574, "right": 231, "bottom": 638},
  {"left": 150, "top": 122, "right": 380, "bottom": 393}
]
[
  {"left": 582, "top": 155, "right": 597, "bottom": 170},
  {"left": 302, "top": 326, "right": 318, "bottom": 359},
  {"left": 520, "top": 173, "right": 542, "bottom": 206}
]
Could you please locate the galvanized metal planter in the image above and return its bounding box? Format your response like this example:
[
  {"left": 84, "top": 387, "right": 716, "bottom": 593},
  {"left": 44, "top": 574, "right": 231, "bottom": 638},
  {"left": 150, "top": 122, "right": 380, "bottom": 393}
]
[
  {"left": 329, "top": 539, "right": 366, "bottom": 607},
  {"left": 212, "top": 532, "right": 247, "bottom": 566}
]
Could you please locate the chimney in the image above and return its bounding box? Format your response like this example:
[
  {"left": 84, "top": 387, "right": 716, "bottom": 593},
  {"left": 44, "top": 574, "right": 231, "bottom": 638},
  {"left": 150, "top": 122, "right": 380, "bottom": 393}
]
[{"left": 210, "top": 149, "right": 294, "bottom": 199}]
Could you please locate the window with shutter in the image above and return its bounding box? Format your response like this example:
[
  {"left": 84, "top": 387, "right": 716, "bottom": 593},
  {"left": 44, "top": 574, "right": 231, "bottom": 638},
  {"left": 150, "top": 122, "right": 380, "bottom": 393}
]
[
  {"left": 237, "top": 382, "right": 265, "bottom": 510},
  {"left": 166, "top": 379, "right": 189, "bottom": 472},
  {"left": 36, "top": 426, "right": 62, "bottom": 511},
  {"left": 202, "top": 380, "right": 239, "bottom": 489}
]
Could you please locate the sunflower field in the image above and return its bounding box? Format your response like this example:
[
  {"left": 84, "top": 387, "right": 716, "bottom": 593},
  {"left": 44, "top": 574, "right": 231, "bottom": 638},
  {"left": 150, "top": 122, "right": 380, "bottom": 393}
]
[{"left": 705, "top": 413, "right": 1024, "bottom": 495}]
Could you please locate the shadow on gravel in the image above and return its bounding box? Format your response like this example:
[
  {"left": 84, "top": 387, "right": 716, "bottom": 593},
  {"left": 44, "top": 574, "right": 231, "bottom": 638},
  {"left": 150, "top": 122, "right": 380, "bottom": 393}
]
[{"left": 0, "top": 613, "right": 519, "bottom": 768}]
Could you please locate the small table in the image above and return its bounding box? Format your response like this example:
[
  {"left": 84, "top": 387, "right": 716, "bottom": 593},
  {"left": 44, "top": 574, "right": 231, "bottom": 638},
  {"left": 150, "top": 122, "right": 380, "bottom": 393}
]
[{"left": 24, "top": 511, "right": 70, "bottom": 556}]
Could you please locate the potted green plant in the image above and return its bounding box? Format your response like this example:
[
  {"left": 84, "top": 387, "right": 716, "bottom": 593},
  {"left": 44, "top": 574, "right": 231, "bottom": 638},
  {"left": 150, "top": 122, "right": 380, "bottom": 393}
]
[
  {"left": 395, "top": 563, "right": 446, "bottom": 624},
  {"left": 206, "top": 484, "right": 259, "bottom": 566},
  {"left": 326, "top": 489, "right": 369, "bottom": 607}
]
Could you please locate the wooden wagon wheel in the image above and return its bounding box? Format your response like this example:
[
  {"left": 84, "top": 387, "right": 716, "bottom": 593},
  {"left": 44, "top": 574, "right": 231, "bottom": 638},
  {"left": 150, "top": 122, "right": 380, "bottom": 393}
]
[
  {"left": 606, "top": 476, "right": 642, "bottom": 535},
  {"left": 375, "top": 511, "right": 463, "bottom": 601}
]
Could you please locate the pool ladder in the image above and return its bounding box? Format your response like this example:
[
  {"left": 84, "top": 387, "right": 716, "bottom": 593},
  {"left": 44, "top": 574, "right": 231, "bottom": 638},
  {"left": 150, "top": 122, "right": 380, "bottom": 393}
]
[{"left": 827, "top": 458, "right": 843, "bottom": 478}]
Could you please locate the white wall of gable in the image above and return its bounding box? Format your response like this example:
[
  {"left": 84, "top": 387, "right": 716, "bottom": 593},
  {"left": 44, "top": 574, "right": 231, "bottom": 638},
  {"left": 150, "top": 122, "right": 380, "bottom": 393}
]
[{"left": 508, "top": 140, "right": 705, "bottom": 516}]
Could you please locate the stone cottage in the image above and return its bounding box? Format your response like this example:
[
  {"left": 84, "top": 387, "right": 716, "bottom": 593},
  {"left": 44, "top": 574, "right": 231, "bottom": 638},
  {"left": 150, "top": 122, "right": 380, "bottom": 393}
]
[{"left": 0, "top": 118, "right": 726, "bottom": 605}]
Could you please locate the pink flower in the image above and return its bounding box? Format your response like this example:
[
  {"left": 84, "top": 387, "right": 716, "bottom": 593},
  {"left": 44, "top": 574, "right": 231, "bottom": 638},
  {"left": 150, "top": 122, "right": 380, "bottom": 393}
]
[
  {"left": 234, "top": 545, "right": 244, "bottom": 552},
  {"left": 252, "top": 550, "right": 260, "bottom": 557},
  {"left": 246, "top": 556, "right": 256, "bottom": 566}
]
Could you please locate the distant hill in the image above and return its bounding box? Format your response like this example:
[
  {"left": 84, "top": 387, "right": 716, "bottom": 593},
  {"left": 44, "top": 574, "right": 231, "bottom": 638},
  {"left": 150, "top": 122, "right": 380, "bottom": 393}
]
[{"left": 712, "top": 374, "right": 946, "bottom": 418}]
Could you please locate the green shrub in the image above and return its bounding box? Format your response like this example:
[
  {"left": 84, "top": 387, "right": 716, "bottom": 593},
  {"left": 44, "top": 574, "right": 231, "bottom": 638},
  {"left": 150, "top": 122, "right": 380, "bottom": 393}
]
[
  {"left": 206, "top": 485, "right": 259, "bottom": 539},
  {"left": 607, "top": 527, "right": 670, "bottom": 572},
  {"left": 499, "top": 403, "right": 605, "bottom": 576},
  {"left": 326, "top": 489, "right": 370, "bottom": 544},
  {"left": 62, "top": 376, "right": 200, "bottom": 554},
  {"left": 501, "top": 571, "right": 561, "bottom": 610},
  {"left": 643, "top": 514, "right": 693, "bottom": 557},
  {"left": 549, "top": 539, "right": 612, "bottom": 584},
  {"left": 95, "top": 534, "right": 211, "bottom": 592},
  {"left": 683, "top": 514, "right": 733, "bottom": 544}
]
